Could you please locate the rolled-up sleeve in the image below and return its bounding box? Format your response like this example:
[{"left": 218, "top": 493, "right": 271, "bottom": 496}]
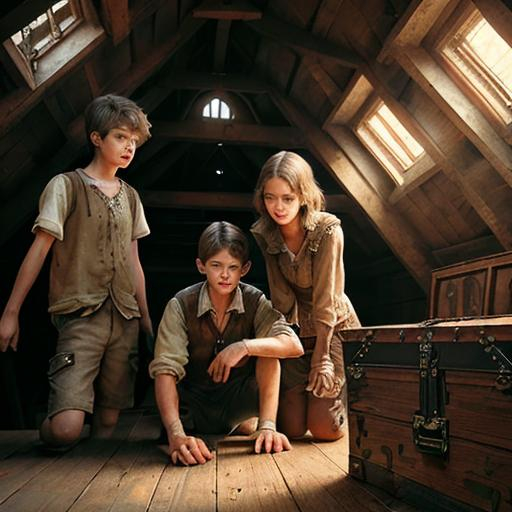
[
  {"left": 32, "top": 174, "right": 73, "bottom": 241},
  {"left": 253, "top": 294, "right": 297, "bottom": 339},
  {"left": 149, "top": 298, "right": 189, "bottom": 381},
  {"left": 312, "top": 223, "right": 345, "bottom": 328}
]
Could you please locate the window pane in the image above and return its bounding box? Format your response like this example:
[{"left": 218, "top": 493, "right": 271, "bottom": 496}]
[
  {"left": 220, "top": 101, "right": 230, "bottom": 119},
  {"left": 211, "top": 98, "right": 220, "bottom": 118}
]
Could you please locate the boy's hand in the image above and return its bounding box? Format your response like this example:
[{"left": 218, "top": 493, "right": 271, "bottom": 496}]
[
  {"left": 253, "top": 429, "right": 292, "bottom": 454},
  {"left": 0, "top": 311, "right": 20, "bottom": 352},
  {"left": 168, "top": 434, "right": 213, "bottom": 466},
  {"left": 207, "top": 341, "right": 249, "bottom": 383}
]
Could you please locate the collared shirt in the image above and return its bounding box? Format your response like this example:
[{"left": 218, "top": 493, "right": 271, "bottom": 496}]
[
  {"left": 251, "top": 211, "right": 360, "bottom": 337},
  {"left": 149, "top": 281, "right": 295, "bottom": 381}
]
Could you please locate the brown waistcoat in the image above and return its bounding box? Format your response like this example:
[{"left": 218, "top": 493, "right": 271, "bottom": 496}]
[
  {"left": 48, "top": 170, "right": 140, "bottom": 319},
  {"left": 176, "top": 282, "right": 263, "bottom": 388}
]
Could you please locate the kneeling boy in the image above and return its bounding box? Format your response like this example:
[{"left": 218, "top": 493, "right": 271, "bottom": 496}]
[{"left": 150, "top": 221, "right": 303, "bottom": 465}]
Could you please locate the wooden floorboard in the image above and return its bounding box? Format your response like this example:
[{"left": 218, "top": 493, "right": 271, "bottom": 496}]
[
  {"left": 0, "top": 430, "right": 40, "bottom": 460},
  {"left": 0, "top": 411, "right": 400, "bottom": 512}
]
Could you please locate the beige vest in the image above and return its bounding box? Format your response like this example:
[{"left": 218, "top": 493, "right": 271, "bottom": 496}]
[{"left": 48, "top": 170, "right": 140, "bottom": 319}]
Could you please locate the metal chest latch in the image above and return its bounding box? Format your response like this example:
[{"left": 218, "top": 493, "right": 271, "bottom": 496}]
[
  {"left": 412, "top": 329, "right": 449, "bottom": 457},
  {"left": 478, "top": 330, "right": 512, "bottom": 392}
]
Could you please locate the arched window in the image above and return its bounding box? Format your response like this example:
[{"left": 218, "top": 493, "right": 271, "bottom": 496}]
[{"left": 202, "top": 98, "right": 234, "bottom": 120}]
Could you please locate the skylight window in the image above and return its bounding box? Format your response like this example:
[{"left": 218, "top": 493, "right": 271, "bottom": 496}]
[
  {"left": 441, "top": 9, "right": 512, "bottom": 125},
  {"left": 356, "top": 101, "right": 425, "bottom": 185},
  {"left": 202, "top": 98, "right": 234, "bottom": 120},
  {"left": 10, "top": 1, "right": 79, "bottom": 72}
]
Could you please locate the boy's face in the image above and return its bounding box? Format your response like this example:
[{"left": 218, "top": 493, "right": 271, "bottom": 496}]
[
  {"left": 90, "top": 125, "right": 140, "bottom": 169},
  {"left": 196, "top": 249, "right": 250, "bottom": 299}
]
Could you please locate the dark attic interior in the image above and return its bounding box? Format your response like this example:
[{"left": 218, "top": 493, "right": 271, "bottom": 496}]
[
  {"left": 0, "top": 1, "right": 512, "bottom": 510},
  {"left": 1, "top": 0, "right": 512, "bottom": 425}
]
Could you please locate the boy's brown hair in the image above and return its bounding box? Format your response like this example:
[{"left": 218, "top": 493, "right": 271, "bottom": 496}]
[
  {"left": 84, "top": 94, "right": 151, "bottom": 150},
  {"left": 198, "top": 221, "right": 250, "bottom": 264}
]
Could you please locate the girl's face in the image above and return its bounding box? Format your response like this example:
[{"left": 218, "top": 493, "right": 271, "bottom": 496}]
[{"left": 263, "top": 177, "right": 301, "bottom": 227}]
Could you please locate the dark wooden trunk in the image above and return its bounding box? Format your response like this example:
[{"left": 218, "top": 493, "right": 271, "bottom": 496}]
[{"left": 342, "top": 316, "right": 512, "bottom": 512}]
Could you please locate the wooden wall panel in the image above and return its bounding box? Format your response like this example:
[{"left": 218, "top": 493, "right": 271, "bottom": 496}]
[
  {"left": 290, "top": 61, "right": 332, "bottom": 123},
  {"left": 255, "top": 40, "right": 297, "bottom": 92}
]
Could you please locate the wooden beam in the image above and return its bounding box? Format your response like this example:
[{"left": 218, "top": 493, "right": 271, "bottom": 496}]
[
  {"left": 193, "top": 0, "right": 262, "bottom": 21},
  {"left": 140, "top": 190, "right": 353, "bottom": 212},
  {"left": 100, "top": 0, "right": 130, "bottom": 45},
  {"left": 246, "top": 13, "right": 362, "bottom": 68},
  {"left": 378, "top": 0, "right": 453, "bottom": 63},
  {"left": 303, "top": 57, "right": 341, "bottom": 105},
  {"left": 155, "top": 71, "right": 269, "bottom": 93},
  {"left": 151, "top": 120, "right": 304, "bottom": 148},
  {"left": 67, "top": 16, "right": 207, "bottom": 146},
  {"left": 397, "top": 47, "right": 512, "bottom": 189},
  {"left": 269, "top": 89, "right": 435, "bottom": 290},
  {"left": 213, "top": 19, "right": 231, "bottom": 72},
  {"left": 360, "top": 63, "right": 512, "bottom": 248},
  {"left": 432, "top": 234, "right": 503, "bottom": 266},
  {"left": 103, "top": 17, "right": 207, "bottom": 98}
]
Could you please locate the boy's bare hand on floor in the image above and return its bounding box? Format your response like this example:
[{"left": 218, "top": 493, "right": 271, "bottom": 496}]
[
  {"left": 253, "top": 429, "right": 292, "bottom": 454},
  {"left": 207, "top": 341, "right": 249, "bottom": 383},
  {"left": 169, "top": 434, "right": 213, "bottom": 466}
]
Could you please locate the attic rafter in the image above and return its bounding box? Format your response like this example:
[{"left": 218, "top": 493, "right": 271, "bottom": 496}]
[
  {"left": 361, "top": 63, "right": 512, "bottom": 248},
  {"left": 151, "top": 120, "right": 304, "bottom": 148},
  {"left": 397, "top": 47, "right": 512, "bottom": 189},
  {"left": 66, "top": 16, "right": 207, "bottom": 146},
  {"left": 378, "top": 0, "right": 454, "bottom": 64},
  {"left": 100, "top": 0, "right": 129, "bottom": 44},
  {"left": 269, "top": 89, "right": 435, "bottom": 291},
  {"left": 246, "top": 13, "right": 362, "bottom": 68},
  {"left": 192, "top": 0, "right": 262, "bottom": 21},
  {"left": 140, "top": 191, "right": 354, "bottom": 213}
]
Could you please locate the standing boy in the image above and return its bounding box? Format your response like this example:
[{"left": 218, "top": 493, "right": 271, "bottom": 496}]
[
  {"left": 150, "top": 221, "right": 303, "bottom": 465},
  {"left": 0, "top": 94, "right": 153, "bottom": 448}
]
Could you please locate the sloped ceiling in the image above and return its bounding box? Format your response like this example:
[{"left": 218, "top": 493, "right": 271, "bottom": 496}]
[{"left": 1, "top": 0, "right": 511, "bottom": 325}]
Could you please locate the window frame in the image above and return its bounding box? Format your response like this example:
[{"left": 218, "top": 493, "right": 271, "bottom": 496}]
[
  {"left": 431, "top": 0, "right": 512, "bottom": 142},
  {"left": 202, "top": 97, "right": 235, "bottom": 121},
  {"left": 354, "top": 96, "right": 427, "bottom": 186},
  {"left": 2, "top": 0, "right": 103, "bottom": 90}
]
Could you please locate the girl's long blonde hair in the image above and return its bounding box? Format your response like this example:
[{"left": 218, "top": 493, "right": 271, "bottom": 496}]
[{"left": 253, "top": 151, "right": 325, "bottom": 230}]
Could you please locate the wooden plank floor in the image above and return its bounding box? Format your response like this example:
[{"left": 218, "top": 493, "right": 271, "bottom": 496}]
[{"left": 0, "top": 411, "right": 416, "bottom": 512}]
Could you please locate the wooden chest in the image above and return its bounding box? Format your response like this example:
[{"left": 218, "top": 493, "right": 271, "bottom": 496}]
[
  {"left": 429, "top": 251, "right": 512, "bottom": 318},
  {"left": 341, "top": 316, "right": 512, "bottom": 512}
]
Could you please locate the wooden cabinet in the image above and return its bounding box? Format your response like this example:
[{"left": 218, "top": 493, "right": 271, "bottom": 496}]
[{"left": 429, "top": 251, "right": 512, "bottom": 318}]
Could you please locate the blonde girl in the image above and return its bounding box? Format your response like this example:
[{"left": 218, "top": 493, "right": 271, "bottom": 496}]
[{"left": 251, "top": 151, "right": 360, "bottom": 440}]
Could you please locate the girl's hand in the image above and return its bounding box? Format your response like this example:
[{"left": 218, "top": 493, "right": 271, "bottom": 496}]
[
  {"left": 306, "top": 353, "right": 342, "bottom": 398},
  {"left": 207, "top": 341, "right": 249, "bottom": 383}
]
